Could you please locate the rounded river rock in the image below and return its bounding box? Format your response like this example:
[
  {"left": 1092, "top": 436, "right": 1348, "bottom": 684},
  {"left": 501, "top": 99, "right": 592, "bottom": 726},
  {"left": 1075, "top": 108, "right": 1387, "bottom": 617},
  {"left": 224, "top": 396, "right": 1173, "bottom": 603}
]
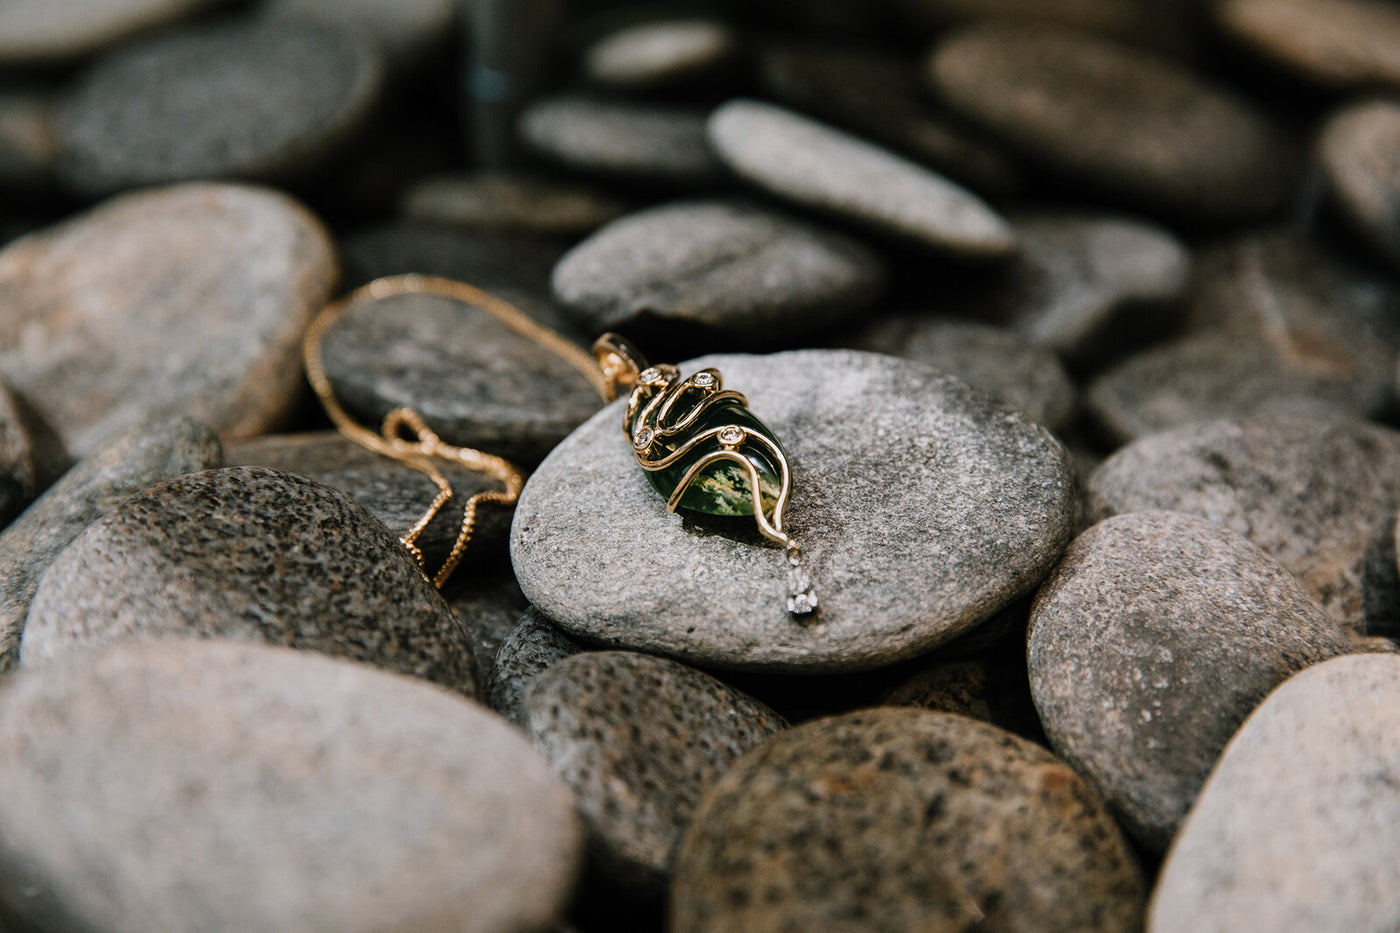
[
  {"left": 671, "top": 707, "right": 1146, "bottom": 933},
  {"left": 487, "top": 607, "right": 586, "bottom": 725},
  {"left": 0, "top": 639, "right": 581, "bottom": 933},
  {"left": 1318, "top": 99, "right": 1400, "bottom": 266},
  {"left": 523, "top": 651, "right": 786, "bottom": 892},
  {"left": 1217, "top": 0, "right": 1400, "bottom": 89},
  {"left": 23, "top": 466, "right": 479, "bottom": 697},
  {"left": 0, "top": 183, "right": 337, "bottom": 457},
  {"left": 1028, "top": 510, "right": 1351, "bottom": 851},
  {"left": 0, "top": 0, "right": 225, "bottom": 66},
  {"left": 511, "top": 349, "right": 1076, "bottom": 673},
  {"left": 1150, "top": 653, "right": 1400, "bottom": 933}
]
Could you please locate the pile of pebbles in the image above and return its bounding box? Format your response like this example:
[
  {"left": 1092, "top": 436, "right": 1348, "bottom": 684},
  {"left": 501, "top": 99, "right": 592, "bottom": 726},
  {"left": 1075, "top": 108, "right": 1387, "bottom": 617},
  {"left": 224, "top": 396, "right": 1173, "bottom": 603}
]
[{"left": 0, "top": 0, "right": 1398, "bottom": 930}]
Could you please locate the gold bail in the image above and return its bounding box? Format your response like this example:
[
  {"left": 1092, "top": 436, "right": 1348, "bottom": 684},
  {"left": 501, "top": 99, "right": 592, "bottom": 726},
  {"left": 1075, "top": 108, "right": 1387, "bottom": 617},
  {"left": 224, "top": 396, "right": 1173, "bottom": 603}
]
[{"left": 592, "top": 333, "right": 649, "bottom": 402}]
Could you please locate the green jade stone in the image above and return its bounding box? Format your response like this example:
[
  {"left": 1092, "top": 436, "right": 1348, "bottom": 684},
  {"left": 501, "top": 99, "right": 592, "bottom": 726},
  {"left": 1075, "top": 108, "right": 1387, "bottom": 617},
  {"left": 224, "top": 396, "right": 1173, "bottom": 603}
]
[{"left": 632, "top": 400, "right": 784, "bottom": 517}]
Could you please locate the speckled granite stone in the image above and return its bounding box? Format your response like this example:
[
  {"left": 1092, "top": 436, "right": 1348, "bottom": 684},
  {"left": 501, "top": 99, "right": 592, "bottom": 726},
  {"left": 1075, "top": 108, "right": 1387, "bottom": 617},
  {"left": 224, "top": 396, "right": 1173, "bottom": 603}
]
[
  {"left": 672, "top": 707, "right": 1146, "bottom": 932},
  {"left": 0, "top": 417, "right": 220, "bottom": 672},
  {"left": 511, "top": 349, "right": 1076, "bottom": 673},
  {"left": 524, "top": 651, "right": 786, "bottom": 892},
  {"left": 1029, "top": 510, "right": 1351, "bottom": 851},
  {"left": 0, "top": 183, "right": 337, "bottom": 457},
  {"left": 487, "top": 607, "right": 586, "bottom": 725},
  {"left": 1151, "top": 654, "right": 1400, "bottom": 933},
  {"left": 0, "top": 639, "right": 581, "bottom": 933},
  {"left": 877, "top": 654, "right": 1044, "bottom": 740},
  {"left": 707, "top": 99, "right": 1016, "bottom": 258},
  {"left": 23, "top": 466, "right": 478, "bottom": 697}
]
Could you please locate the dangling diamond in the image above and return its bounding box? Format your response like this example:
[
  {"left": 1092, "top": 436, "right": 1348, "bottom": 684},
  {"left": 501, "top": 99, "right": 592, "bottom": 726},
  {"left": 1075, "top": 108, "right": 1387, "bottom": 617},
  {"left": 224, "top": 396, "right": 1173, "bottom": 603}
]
[{"left": 787, "top": 568, "right": 817, "bottom": 615}]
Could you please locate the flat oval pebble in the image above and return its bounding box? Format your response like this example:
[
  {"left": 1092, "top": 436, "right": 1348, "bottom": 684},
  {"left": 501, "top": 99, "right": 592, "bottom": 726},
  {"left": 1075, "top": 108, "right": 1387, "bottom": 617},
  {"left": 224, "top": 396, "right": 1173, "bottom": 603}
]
[
  {"left": 0, "top": 183, "right": 336, "bottom": 457},
  {"left": 583, "top": 19, "right": 740, "bottom": 92},
  {"left": 487, "top": 607, "right": 586, "bottom": 725},
  {"left": 511, "top": 349, "right": 1076, "bottom": 672},
  {"left": 0, "top": 0, "right": 225, "bottom": 66},
  {"left": 892, "top": 0, "right": 1187, "bottom": 49},
  {"left": 671, "top": 707, "right": 1146, "bottom": 933},
  {"left": 927, "top": 23, "right": 1291, "bottom": 221},
  {"left": 0, "top": 639, "right": 581, "bottom": 933},
  {"left": 846, "top": 317, "right": 1076, "bottom": 430},
  {"left": 1318, "top": 99, "right": 1400, "bottom": 266},
  {"left": 0, "top": 417, "right": 220, "bottom": 672},
  {"left": 316, "top": 289, "right": 602, "bottom": 464},
  {"left": 523, "top": 651, "right": 786, "bottom": 892},
  {"left": 56, "top": 22, "right": 383, "bottom": 195},
  {"left": 1028, "top": 510, "right": 1351, "bottom": 851},
  {"left": 1086, "top": 416, "right": 1400, "bottom": 636},
  {"left": 708, "top": 99, "right": 1015, "bottom": 258},
  {"left": 401, "top": 171, "right": 628, "bottom": 235},
  {"left": 519, "top": 96, "right": 722, "bottom": 187},
  {"left": 226, "top": 432, "right": 515, "bottom": 570},
  {"left": 23, "top": 466, "right": 479, "bottom": 697},
  {"left": 551, "top": 200, "right": 886, "bottom": 344},
  {"left": 1217, "top": 0, "right": 1400, "bottom": 88},
  {"left": 259, "top": 0, "right": 456, "bottom": 71},
  {"left": 1150, "top": 654, "right": 1400, "bottom": 933}
]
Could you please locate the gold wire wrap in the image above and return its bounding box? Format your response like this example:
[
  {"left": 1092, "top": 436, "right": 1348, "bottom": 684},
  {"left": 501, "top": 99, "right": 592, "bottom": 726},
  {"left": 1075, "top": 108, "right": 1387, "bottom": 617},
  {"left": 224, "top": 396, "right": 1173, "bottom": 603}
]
[{"left": 303, "top": 274, "right": 610, "bottom": 589}]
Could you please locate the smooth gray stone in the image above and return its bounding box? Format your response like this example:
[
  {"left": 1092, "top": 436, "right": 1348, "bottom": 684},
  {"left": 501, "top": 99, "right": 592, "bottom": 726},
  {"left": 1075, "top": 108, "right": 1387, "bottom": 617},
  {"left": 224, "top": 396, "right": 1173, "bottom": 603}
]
[
  {"left": 523, "top": 651, "right": 786, "bottom": 893},
  {"left": 551, "top": 200, "right": 886, "bottom": 344},
  {"left": 316, "top": 290, "right": 603, "bottom": 464},
  {"left": 1151, "top": 654, "right": 1400, "bottom": 933},
  {"left": 258, "top": 0, "right": 456, "bottom": 71},
  {"left": 0, "top": 0, "right": 227, "bottom": 66},
  {"left": 487, "top": 607, "right": 586, "bottom": 725},
  {"left": 583, "top": 19, "right": 740, "bottom": 92},
  {"left": 1028, "top": 510, "right": 1351, "bottom": 851},
  {"left": 511, "top": 349, "right": 1076, "bottom": 673},
  {"left": 0, "top": 89, "right": 57, "bottom": 191},
  {"left": 400, "top": 171, "right": 628, "bottom": 236},
  {"left": 23, "top": 466, "right": 478, "bottom": 697},
  {"left": 226, "top": 432, "right": 516, "bottom": 571},
  {"left": 56, "top": 22, "right": 383, "bottom": 195},
  {"left": 0, "top": 639, "right": 581, "bottom": 933},
  {"left": 707, "top": 99, "right": 1015, "bottom": 258},
  {"left": 0, "top": 417, "right": 220, "bottom": 672},
  {"left": 1217, "top": 0, "right": 1400, "bottom": 88},
  {"left": 1086, "top": 416, "right": 1400, "bottom": 637},
  {"left": 518, "top": 95, "right": 723, "bottom": 186},
  {"left": 845, "top": 317, "right": 1076, "bottom": 430},
  {"left": 672, "top": 708, "right": 1146, "bottom": 933},
  {"left": 0, "top": 183, "right": 338, "bottom": 457},
  {"left": 927, "top": 23, "right": 1292, "bottom": 221},
  {"left": 1086, "top": 231, "right": 1400, "bottom": 443},
  {"left": 1318, "top": 99, "right": 1400, "bottom": 266}
]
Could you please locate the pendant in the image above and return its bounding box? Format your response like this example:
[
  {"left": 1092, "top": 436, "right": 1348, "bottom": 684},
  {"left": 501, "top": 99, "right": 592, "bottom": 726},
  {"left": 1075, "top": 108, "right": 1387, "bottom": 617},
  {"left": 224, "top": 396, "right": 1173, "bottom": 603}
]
[{"left": 593, "top": 334, "right": 817, "bottom": 617}]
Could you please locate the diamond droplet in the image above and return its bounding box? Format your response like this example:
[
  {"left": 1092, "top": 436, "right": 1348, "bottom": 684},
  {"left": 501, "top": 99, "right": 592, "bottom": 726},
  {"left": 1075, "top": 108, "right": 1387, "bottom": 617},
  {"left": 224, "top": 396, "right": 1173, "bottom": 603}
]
[
  {"left": 638, "top": 367, "right": 665, "bottom": 386},
  {"left": 717, "top": 425, "right": 744, "bottom": 446},
  {"left": 692, "top": 371, "right": 716, "bottom": 387},
  {"left": 632, "top": 427, "right": 655, "bottom": 449},
  {"left": 787, "top": 567, "right": 817, "bottom": 616}
]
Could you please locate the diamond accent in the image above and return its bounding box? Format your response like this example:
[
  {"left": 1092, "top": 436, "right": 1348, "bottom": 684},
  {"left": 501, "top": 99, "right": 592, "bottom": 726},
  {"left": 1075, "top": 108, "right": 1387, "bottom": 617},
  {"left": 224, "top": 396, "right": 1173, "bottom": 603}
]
[
  {"left": 638, "top": 367, "right": 665, "bottom": 386},
  {"left": 717, "top": 425, "right": 744, "bottom": 446},
  {"left": 632, "top": 427, "right": 655, "bottom": 449},
  {"left": 692, "top": 371, "right": 716, "bottom": 387}
]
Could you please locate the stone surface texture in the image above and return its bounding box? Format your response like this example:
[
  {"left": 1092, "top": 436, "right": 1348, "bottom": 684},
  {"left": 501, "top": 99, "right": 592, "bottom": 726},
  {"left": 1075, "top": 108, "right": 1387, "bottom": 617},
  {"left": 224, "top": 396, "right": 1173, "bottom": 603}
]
[
  {"left": 259, "top": 0, "right": 456, "bottom": 70},
  {"left": 512, "top": 349, "right": 1076, "bottom": 672},
  {"left": 0, "top": 639, "right": 581, "bottom": 933},
  {"left": 672, "top": 707, "right": 1146, "bottom": 933},
  {"left": 487, "top": 607, "right": 586, "bottom": 724},
  {"left": 1028, "top": 510, "right": 1352, "bottom": 851},
  {"left": 23, "top": 466, "right": 479, "bottom": 697},
  {"left": 1318, "top": 99, "right": 1400, "bottom": 266}
]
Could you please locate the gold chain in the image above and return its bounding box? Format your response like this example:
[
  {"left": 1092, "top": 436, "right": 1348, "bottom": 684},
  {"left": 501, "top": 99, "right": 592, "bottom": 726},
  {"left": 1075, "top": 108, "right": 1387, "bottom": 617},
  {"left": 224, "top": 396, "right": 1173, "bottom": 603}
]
[{"left": 302, "top": 274, "right": 609, "bottom": 589}]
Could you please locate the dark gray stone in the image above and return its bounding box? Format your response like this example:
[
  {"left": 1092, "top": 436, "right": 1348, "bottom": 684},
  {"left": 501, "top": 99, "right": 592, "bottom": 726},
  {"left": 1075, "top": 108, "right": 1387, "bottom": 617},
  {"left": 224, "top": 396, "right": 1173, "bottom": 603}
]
[
  {"left": 0, "top": 183, "right": 338, "bottom": 457},
  {"left": 56, "top": 22, "right": 383, "bottom": 195},
  {"left": 551, "top": 200, "right": 887, "bottom": 344},
  {"left": 1086, "top": 416, "right": 1400, "bottom": 637},
  {"left": 441, "top": 569, "right": 531, "bottom": 690},
  {"left": 400, "top": 172, "right": 628, "bottom": 236},
  {"left": 225, "top": 432, "right": 516, "bottom": 571},
  {"left": 1217, "top": 0, "right": 1400, "bottom": 88},
  {"left": 583, "top": 19, "right": 740, "bottom": 92},
  {"left": 1028, "top": 510, "right": 1351, "bottom": 851},
  {"left": 0, "top": 89, "right": 57, "bottom": 191},
  {"left": 707, "top": 99, "right": 1016, "bottom": 258},
  {"left": 518, "top": 96, "right": 723, "bottom": 187},
  {"left": 877, "top": 654, "right": 1044, "bottom": 740},
  {"left": 487, "top": 607, "right": 586, "bottom": 725},
  {"left": 258, "top": 0, "right": 456, "bottom": 72},
  {"left": 0, "top": 639, "right": 581, "bottom": 933},
  {"left": 315, "top": 289, "right": 603, "bottom": 464},
  {"left": 23, "top": 466, "right": 479, "bottom": 697},
  {"left": 890, "top": 0, "right": 1189, "bottom": 50},
  {"left": 511, "top": 349, "right": 1076, "bottom": 673},
  {"left": 845, "top": 317, "right": 1076, "bottom": 430},
  {"left": 0, "top": 0, "right": 227, "bottom": 66},
  {"left": 0, "top": 417, "right": 220, "bottom": 672},
  {"left": 927, "top": 23, "right": 1293, "bottom": 221},
  {"left": 523, "top": 651, "right": 786, "bottom": 892},
  {"left": 1085, "top": 231, "right": 1400, "bottom": 443},
  {"left": 1151, "top": 654, "right": 1400, "bottom": 933},
  {"left": 0, "top": 383, "right": 40, "bottom": 528},
  {"left": 1318, "top": 99, "right": 1400, "bottom": 267},
  {"left": 672, "top": 707, "right": 1146, "bottom": 933}
]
